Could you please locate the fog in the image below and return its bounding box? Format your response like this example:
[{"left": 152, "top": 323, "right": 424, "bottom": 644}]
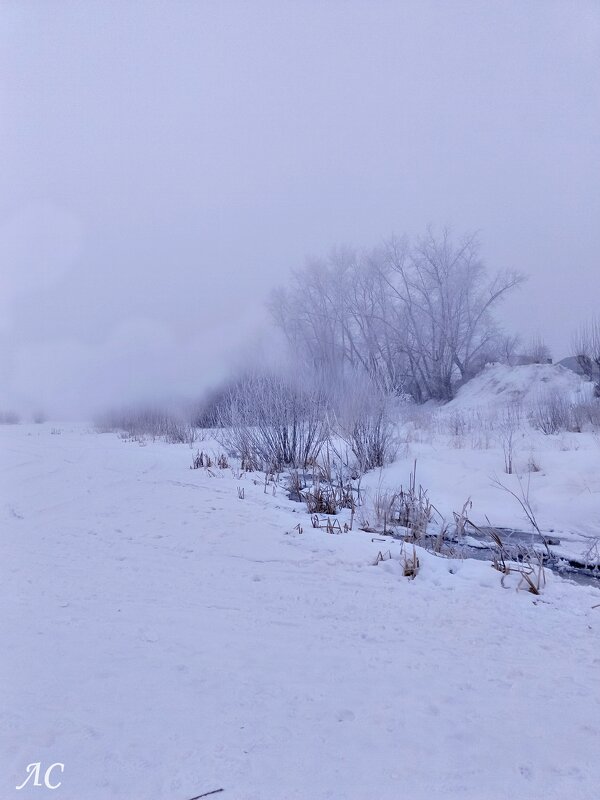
[{"left": 1, "top": 1, "right": 599, "bottom": 418}]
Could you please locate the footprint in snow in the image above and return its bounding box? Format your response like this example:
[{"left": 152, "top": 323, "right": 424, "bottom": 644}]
[
  {"left": 139, "top": 628, "right": 159, "bottom": 643},
  {"left": 519, "top": 765, "right": 533, "bottom": 780}
]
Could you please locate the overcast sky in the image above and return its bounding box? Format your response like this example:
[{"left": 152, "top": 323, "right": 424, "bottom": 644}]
[{"left": 1, "top": 1, "right": 599, "bottom": 417}]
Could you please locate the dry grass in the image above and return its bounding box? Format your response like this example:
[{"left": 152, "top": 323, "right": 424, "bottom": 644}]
[
  {"left": 310, "top": 515, "right": 344, "bottom": 533},
  {"left": 303, "top": 484, "right": 338, "bottom": 515},
  {"left": 302, "top": 477, "right": 358, "bottom": 516},
  {"left": 286, "top": 470, "right": 305, "bottom": 501},
  {"left": 402, "top": 543, "right": 420, "bottom": 579},
  {"left": 478, "top": 524, "right": 547, "bottom": 594},
  {"left": 372, "top": 462, "right": 434, "bottom": 539},
  {"left": 372, "top": 550, "right": 392, "bottom": 565},
  {"left": 453, "top": 497, "right": 473, "bottom": 538},
  {"left": 191, "top": 450, "right": 212, "bottom": 469}
]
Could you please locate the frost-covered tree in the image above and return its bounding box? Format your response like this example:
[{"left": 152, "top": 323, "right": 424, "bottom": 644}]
[
  {"left": 269, "top": 247, "right": 410, "bottom": 396},
  {"left": 270, "top": 229, "right": 523, "bottom": 402},
  {"left": 381, "top": 229, "right": 523, "bottom": 400},
  {"left": 521, "top": 335, "right": 552, "bottom": 364},
  {"left": 572, "top": 316, "right": 600, "bottom": 395}
]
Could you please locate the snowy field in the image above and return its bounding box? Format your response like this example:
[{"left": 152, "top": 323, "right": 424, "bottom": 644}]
[{"left": 2, "top": 412, "right": 600, "bottom": 800}]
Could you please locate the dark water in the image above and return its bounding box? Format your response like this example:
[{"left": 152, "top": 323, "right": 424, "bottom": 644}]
[
  {"left": 288, "top": 479, "right": 600, "bottom": 588},
  {"left": 443, "top": 526, "right": 600, "bottom": 588}
]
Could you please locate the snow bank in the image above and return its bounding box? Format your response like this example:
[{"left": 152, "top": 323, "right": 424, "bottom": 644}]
[{"left": 448, "top": 362, "right": 592, "bottom": 412}]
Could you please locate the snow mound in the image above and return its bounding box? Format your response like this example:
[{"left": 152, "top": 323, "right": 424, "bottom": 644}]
[{"left": 448, "top": 362, "right": 592, "bottom": 412}]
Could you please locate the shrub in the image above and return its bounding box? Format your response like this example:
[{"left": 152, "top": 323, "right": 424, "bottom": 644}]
[
  {"left": 529, "top": 391, "right": 572, "bottom": 434},
  {"left": 95, "top": 405, "right": 197, "bottom": 444},
  {"left": 333, "top": 380, "right": 397, "bottom": 472},
  {"left": 446, "top": 410, "right": 467, "bottom": 438},
  {"left": 570, "top": 399, "right": 600, "bottom": 431},
  {"left": 497, "top": 402, "right": 521, "bottom": 474},
  {"left": 215, "top": 373, "right": 330, "bottom": 470},
  {"left": 0, "top": 411, "right": 20, "bottom": 424}
]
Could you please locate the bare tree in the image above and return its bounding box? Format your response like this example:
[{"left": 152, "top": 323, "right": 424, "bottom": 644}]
[
  {"left": 381, "top": 228, "right": 524, "bottom": 400},
  {"left": 270, "top": 228, "right": 523, "bottom": 403},
  {"left": 524, "top": 335, "right": 552, "bottom": 364},
  {"left": 497, "top": 402, "right": 521, "bottom": 473},
  {"left": 572, "top": 316, "right": 600, "bottom": 395},
  {"left": 269, "top": 247, "right": 410, "bottom": 397}
]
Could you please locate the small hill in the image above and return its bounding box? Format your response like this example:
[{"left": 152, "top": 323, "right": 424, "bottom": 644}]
[{"left": 448, "top": 362, "right": 592, "bottom": 412}]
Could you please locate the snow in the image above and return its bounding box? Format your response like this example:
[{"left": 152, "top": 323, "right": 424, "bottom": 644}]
[
  {"left": 448, "top": 362, "right": 593, "bottom": 411},
  {"left": 363, "top": 430, "right": 600, "bottom": 562},
  {"left": 2, "top": 422, "right": 600, "bottom": 799},
  {"left": 358, "top": 364, "right": 600, "bottom": 563}
]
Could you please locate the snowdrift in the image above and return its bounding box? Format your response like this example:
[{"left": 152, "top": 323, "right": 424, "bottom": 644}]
[{"left": 448, "top": 362, "right": 592, "bottom": 412}]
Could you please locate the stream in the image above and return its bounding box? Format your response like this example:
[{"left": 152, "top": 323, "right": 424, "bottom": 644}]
[{"left": 432, "top": 525, "right": 600, "bottom": 588}]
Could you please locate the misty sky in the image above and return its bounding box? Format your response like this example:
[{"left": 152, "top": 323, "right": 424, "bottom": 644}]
[{"left": 1, "top": 1, "right": 599, "bottom": 417}]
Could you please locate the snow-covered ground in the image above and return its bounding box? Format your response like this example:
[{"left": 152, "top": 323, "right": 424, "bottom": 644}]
[
  {"left": 445, "top": 362, "right": 591, "bottom": 411},
  {"left": 2, "top": 419, "right": 600, "bottom": 799},
  {"left": 362, "top": 364, "right": 600, "bottom": 563}
]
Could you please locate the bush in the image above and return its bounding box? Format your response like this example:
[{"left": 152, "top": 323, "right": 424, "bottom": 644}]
[
  {"left": 215, "top": 373, "right": 330, "bottom": 470},
  {"left": 0, "top": 411, "right": 20, "bottom": 424},
  {"left": 528, "top": 391, "right": 572, "bottom": 435},
  {"left": 95, "top": 405, "right": 197, "bottom": 444},
  {"left": 343, "top": 408, "right": 395, "bottom": 471},
  {"left": 333, "top": 380, "right": 397, "bottom": 472},
  {"left": 570, "top": 399, "right": 600, "bottom": 431},
  {"left": 497, "top": 402, "right": 521, "bottom": 474},
  {"left": 438, "top": 408, "right": 499, "bottom": 448}
]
